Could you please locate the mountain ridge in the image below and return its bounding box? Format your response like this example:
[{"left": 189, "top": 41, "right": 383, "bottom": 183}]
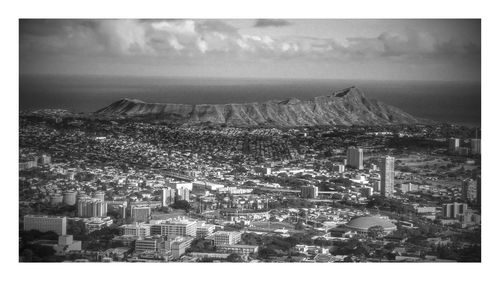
[{"left": 95, "top": 86, "right": 424, "bottom": 126}]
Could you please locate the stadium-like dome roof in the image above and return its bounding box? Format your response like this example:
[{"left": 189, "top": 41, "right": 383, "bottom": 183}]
[{"left": 345, "top": 216, "right": 397, "bottom": 232}]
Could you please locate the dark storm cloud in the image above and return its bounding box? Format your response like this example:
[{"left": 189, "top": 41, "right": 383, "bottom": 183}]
[{"left": 254, "top": 19, "right": 291, "bottom": 28}]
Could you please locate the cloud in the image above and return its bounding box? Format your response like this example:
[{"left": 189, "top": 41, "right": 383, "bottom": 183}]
[
  {"left": 20, "top": 19, "right": 480, "bottom": 64},
  {"left": 254, "top": 19, "right": 291, "bottom": 28}
]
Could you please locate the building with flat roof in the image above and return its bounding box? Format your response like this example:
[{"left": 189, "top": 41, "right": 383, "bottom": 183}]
[
  {"left": 332, "top": 164, "right": 345, "bottom": 173},
  {"left": 135, "top": 236, "right": 165, "bottom": 253},
  {"left": 131, "top": 206, "right": 151, "bottom": 223},
  {"left": 380, "top": 156, "right": 395, "bottom": 197},
  {"left": 149, "top": 218, "right": 197, "bottom": 237},
  {"left": 93, "top": 191, "right": 106, "bottom": 202},
  {"left": 162, "top": 188, "right": 177, "bottom": 206},
  {"left": 166, "top": 236, "right": 194, "bottom": 259},
  {"left": 207, "top": 231, "right": 242, "bottom": 245},
  {"left": 120, "top": 223, "right": 151, "bottom": 238},
  {"left": 216, "top": 244, "right": 259, "bottom": 254},
  {"left": 167, "top": 181, "right": 193, "bottom": 191},
  {"left": 442, "top": 202, "right": 468, "bottom": 219},
  {"left": 471, "top": 139, "right": 481, "bottom": 155},
  {"left": 63, "top": 191, "right": 77, "bottom": 206},
  {"left": 24, "top": 215, "right": 67, "bottom": 235},
  {"left": 84, "top": 217, "right": 114, "bottom": 233},
  {"left": 347, "top": 147, "right": 363, "bottom": 170},
  {"left": 301, "top": 186, "right": 319, "bottom": 199},
  {"left": 177, "top": 187, "right": 190, "bottom": 202},
  {"left": 462, "top": 179, "right": 477, "bottom": 203},
  {"left": 196, "top": 222, "right": 215, "bottom": 238},
  {"left": 448, "top": 138, "right": 460, "bottom": 154},
  {"left": 78, "top": 199, "right": 107, "bottom": 218}
]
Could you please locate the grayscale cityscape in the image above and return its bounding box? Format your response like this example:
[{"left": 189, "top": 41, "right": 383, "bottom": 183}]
[{"left": 19, "top": 19, "right": 481, "bottom": 263}]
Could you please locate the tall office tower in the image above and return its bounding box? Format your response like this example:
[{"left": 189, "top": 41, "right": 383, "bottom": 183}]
[
  {"left": 162, "top": 188, "right": 177, "bottom": 206},
  {"left": 131, "top": 206, "right": 151, "bottom": 223},
  {"left": 380, "top": 156, "right": 395, "bottom": 197},
  {"left": 177, "top": 187, "right": 190, "bottom": 202},
  {"left": 448, "top": 138, "right": 460, "bottom": 154},
  {"left": 462, "top": 179, "right": 477, "bottom": 203},
  {"left": 63, "top": 190, "right": 77, "bottom": 206},
  {"left": 476, "top": 175, "right": 481, "bottom": 208},
  {"left": 77, "top": 199, "right": 108, "bottom": 218},
  {"left": 24, "top": 215, "right": 67, "bottom": 235},
  {"left": 347, "top": 147, "right": 363, "bottom": 170},
  {"left": 442, "top": 202, "right": 468, "bottom": 218},
  {"left": 93, "top": 191, "right": 106, "bottom": 202},
  {"left": 471, "top": 139, "right": 481, "bottom": 155}
]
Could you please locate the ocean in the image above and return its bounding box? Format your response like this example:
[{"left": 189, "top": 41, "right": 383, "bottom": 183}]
[{"left": 19, "top": 74, "right": 481, "bottom": 128}]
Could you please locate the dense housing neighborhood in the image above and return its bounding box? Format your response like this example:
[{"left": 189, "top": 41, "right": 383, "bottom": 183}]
[{"left": 18, "top": 112, "right": 481, "bottom": 262}]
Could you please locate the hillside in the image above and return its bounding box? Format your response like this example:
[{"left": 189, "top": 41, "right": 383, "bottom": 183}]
[{"left": 95, "top": 86, "right": 423, "bottom": 126}]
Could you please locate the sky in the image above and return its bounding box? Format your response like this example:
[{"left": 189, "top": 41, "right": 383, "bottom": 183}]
[{"left": 19, "top": 19, "right": 480, "bottom": 81}]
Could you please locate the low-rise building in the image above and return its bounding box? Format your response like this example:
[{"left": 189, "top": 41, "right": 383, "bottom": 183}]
[{"left": 216, "top": 244, "right": 259, "bottom": 254}]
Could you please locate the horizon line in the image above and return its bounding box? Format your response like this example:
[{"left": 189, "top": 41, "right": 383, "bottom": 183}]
[{"left": 19, "top": 73, "right": 481, "bottom": 84}]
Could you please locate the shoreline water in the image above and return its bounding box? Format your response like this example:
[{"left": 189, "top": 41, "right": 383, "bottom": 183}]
[{"left": 19, "top": 74, "right": 481, "bottom": 128}]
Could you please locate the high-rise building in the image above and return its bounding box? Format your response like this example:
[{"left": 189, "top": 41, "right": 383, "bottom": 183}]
[
  {"left": 63, "top": 191, "right": 77, "bottom": 206},
  {"left": 380, "top": 156, "right": 395, "bottom": 197},
  {"left": 77, "top": 199, "right": 107, "bottom": 218},
  {"left": 177, "top": 187, "right": 190, "bottom": 202},
  {"left": 471, "top": 139, "right": 481, "bottom": 155},
  {"left": 300, "top": 186, "right": 319, "bottom": 199},
  {"left": 462, "top": 179, "right": 478, "bottom": 203},
  {"left": 476, "top": 175, "right": 481, "bottom": 208},
  {"left": 24, "top": 215, "right": 67, "bottom": 235},
  {"left": 162, "top": 187, "right": 177, "bottom": 207},
  {"left": 448, "top": 138, "right": 460, "bottom": 154},
  {"left": 347, "top": 147, "right": 363, "bottom": 170},
  {"left": 93, "top": 191, "right": 105, "bottom": 202},
  {"left": 131, "top": 206, "right": 151, "bottom": 223},
  {"left": 442, "top": 202, "right": 468, "bottom": 218},
  {"left": 332, "top": 164, "right": 345, "bottom": 173}
]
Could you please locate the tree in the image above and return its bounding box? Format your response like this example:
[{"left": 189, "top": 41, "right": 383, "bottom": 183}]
[
  {"left": 21, "top": 249, "right": 34, "bottom": 262},
  {"left": 171, "top": 200, "right": 190, "bottom": 211},
  {"left": 367, "top": 225, "right": 385, "bottom": 239},
  {"left": 227, "top": 253, "right": 243, "bottom": 262}
]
